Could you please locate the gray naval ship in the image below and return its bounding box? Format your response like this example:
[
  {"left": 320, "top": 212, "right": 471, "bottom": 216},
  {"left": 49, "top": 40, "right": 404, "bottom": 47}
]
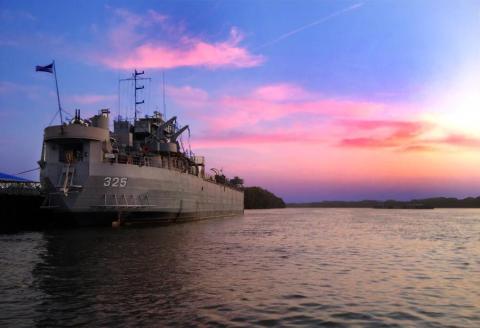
[{"left": 39, "top": 71, "right": 244, "bottom": 226}]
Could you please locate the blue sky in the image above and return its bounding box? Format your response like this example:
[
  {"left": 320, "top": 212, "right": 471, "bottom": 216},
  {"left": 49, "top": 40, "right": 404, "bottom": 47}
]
[{"left": 1, "top": 0, "right": 480, "bottom": 201}]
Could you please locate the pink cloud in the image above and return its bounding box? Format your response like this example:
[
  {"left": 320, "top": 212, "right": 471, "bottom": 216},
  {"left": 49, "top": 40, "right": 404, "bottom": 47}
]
[
  {"left": 206, "top": 95, "right": 381, "bottom": 132},
  {"left": 252, "top": 83, "right": 313, "bottom": 102},
  {"left": 402, "top": 144, "right": 438, "bottom": 152},
  {"left": 146, "top": 9, "right": 168, "bottom": 24},
  {"left": 417, "top": 134, "right": 480, "bottom": 150},
  {"left": 340, "top": 137, "right": 395, "bottom": 148},
  {"left": 96, "top": 9, "right": 263, "bottom": 70},
  {"left": 168, "top": 83, "right": 389, "bottom": 143},
  {"left": 337, "top": 120, "right": 480, "bottom": 151},
  {"left": 439, "top": 134, "right": 480, "bottom": 148},
  {"left": 67, "top": 94, "right": 116, "bottom": 105},
  {"left": 106, "top": 8, "right": 145, "bottom": 50},
  {"left": 192, "top": 130, "right": 324, "bottom": 148},
  {"left": 173, "top": 84, "right": 380, "bottom": 132},
  {"left": 166, "top": 85, "right": 209, "bottom": 109},
  {"left": 338, "top": 120, "right": 430, "bottom": 149},
  {"left": 162, "top": 83, "right": 480, "bottom": 193},
  {"left": 339, "top": 119, "right": 427, "bottom": 131},
  {"left": 166, "top": 83, "right": 480, "bottom": 154},
  {"left": 104, "top": 31, "right": 263, "bottom": 70}
]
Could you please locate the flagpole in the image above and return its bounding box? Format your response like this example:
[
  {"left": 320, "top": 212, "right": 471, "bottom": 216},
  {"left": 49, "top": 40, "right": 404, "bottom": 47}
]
[{"left": 52, "top": 60, "right": 63, "bottom": 125}]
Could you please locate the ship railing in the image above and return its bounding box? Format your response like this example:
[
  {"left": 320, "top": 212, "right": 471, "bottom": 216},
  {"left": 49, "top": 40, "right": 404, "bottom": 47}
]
[
  {"left": 104, "top": 155, "right": 242, "bottom": 191},
  {"left": 105, "top": 154, "right": 196, "bottom": 174}
]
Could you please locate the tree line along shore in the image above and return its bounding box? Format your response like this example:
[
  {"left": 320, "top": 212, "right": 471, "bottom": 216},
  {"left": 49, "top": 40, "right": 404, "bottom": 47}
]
[
  {"left": 244, "top": 187, "right": 480, "bottom": 210},
  {"left": 287, "top": 197, "right": 480, "bottom": 209},
  {"left": 243, "top": 186, "right": 286, "bottom": 209}
]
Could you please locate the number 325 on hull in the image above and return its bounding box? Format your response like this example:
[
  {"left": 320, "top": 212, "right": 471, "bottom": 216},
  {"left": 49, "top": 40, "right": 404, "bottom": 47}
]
[{"left": 104, "top": 177, "right": 128, "bottom": 187}]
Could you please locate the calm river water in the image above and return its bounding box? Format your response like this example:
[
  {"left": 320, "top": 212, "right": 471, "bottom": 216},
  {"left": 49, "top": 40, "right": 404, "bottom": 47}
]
[{"left": 1, "top": 208, "right": 479, "bottom": 327}]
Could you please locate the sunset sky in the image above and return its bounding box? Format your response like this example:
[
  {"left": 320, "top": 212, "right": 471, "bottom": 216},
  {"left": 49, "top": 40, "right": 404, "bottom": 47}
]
[{"left": 1, "top": 0, "right": 480, "bottom": 202}]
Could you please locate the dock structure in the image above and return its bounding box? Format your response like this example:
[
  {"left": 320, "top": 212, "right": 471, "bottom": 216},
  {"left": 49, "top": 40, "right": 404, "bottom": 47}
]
[
  {"left": 0, "top": 172, "right": 40, "bottom": 193},
  {"left": 0, "top": 172, "right": 44, "bottom": 232}
]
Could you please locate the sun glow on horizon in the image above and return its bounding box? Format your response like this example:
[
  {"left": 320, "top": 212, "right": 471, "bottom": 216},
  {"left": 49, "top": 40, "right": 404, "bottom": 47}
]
[{"left": 423, "top": 63, "right": 480, "bottom": 138}]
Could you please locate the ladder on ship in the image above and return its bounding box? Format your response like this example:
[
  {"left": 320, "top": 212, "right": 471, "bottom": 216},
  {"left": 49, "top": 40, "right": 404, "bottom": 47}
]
[{"left": 57, "top": 164, "right": 74, "bottom": 194}]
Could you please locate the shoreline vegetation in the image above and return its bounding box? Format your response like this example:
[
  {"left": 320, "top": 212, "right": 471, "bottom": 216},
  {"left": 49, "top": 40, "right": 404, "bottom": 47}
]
[
  {"left": 287, "top": 197, "right": 480, "bottom": 209},
  {"left": 243, "top": 186, "right": 480, "bottom": 210},
  {"left": 244, "top": 187, "right": 286, "bottom": 209}
]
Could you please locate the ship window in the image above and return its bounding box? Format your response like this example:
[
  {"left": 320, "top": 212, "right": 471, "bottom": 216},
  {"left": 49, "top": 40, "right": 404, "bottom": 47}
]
[{"left": 59, "top": 142, "right": 84, "bottom": 163}]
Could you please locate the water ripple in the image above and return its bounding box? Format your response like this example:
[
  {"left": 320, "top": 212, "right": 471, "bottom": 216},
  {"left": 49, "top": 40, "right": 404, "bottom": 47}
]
[{"left": 1, "top": 209, "right": 480, "bottom": 327}]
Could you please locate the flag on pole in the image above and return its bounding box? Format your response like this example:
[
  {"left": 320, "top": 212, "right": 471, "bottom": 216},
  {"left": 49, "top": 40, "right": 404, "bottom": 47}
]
[
  {"left": 35, "top": 62, "right": 54, "bottom": 73},
  {"left": 35, "top": 60, "right": 63, "bottom": 125}
]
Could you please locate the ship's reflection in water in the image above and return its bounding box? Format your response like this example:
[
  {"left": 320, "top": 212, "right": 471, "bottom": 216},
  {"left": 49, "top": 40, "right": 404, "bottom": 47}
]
[{"left": 1, "top": 208, "right": 480, "bottom": 327}]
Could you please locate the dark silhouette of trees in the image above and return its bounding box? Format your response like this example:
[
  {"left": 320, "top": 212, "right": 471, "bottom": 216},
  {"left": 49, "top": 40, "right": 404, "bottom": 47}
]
[{"left": 244, "top": 187, "right": 286, "bottom": 209}]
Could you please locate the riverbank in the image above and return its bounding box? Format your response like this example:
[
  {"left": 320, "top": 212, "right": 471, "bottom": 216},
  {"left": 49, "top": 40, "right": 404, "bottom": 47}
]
[{"left": 288, "top": 196, "right": 480, "bottom": 209}]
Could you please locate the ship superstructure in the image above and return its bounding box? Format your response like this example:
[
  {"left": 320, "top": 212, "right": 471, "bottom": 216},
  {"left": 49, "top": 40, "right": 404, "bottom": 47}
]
[{"left": 39, "top": 71, "right": 244, "bottom": 225}]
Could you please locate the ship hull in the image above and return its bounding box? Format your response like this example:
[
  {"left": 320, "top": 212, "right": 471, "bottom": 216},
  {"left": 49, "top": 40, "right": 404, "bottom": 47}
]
[
  {"left": 41, "top": 162, "right": 244, "bottom": 226},
  {"left": 43, "top": 209, "right": 243, "bottom": 227}
]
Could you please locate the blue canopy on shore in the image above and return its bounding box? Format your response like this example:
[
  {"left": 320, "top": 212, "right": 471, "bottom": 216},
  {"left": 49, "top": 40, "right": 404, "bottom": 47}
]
[{"left": 0, "top": 172, "right": 36, "bottom": 183}]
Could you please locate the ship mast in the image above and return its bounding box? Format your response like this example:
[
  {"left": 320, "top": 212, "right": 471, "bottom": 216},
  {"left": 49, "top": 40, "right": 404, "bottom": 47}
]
[
  {"left": 118, "top": 70, "right": 150, "bottom": 122},
  {"left": 162, "top": 72, "right": 167, "bottom": 119},
  {"left": 134, "top": 69, "right": 145, "bottom": 123}
]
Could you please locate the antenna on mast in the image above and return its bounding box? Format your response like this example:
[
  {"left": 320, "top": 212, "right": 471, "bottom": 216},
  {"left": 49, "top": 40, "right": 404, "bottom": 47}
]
[
  {"left": 134, "top": 69, "right": 145, "bottom": 123},
  {"left": 119, "top": 71, "right": 150, "bottom": 123},
  {"left": 162, "top": 72, "right": 167, "bottom": 119}
]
